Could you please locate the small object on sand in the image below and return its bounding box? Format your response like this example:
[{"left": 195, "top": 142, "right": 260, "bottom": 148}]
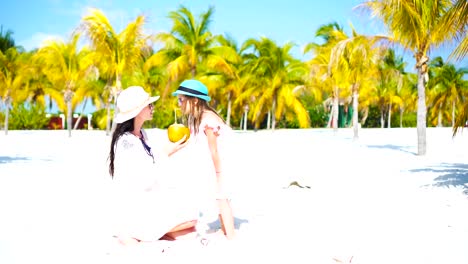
[{"left": 286, "top": 181, "right": 310, "bottom": 189}]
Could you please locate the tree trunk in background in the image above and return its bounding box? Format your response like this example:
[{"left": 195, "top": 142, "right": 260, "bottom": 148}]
[
  {"left": 437, "top": 110, "right": 442, "bottom": 127},
  {"left": 400, "top": 108, "right": 404, "bottom": 128},
  {"left": 388, "top": 103, "right": 392, "bottom": 128},
  {"left": 271, "top": 98, "right": 277, "bottom": 130},
  {"left": 380, "top": 109, "right": 385, "bottom": 128},
  {"left": 332, "top": 88, "right": 339, "bottom": 132},
  {"left": 352, "top": 90, "right": 359, "bottom": 140},
  {"left": 452, "top": 101, "right": 455, "bottom": 127},
  {"left": 64, "top": 89, "right": 73, "bottom": 138},
  {"left": 4, "top": 96, "right": 10, "bottom": 135},
  {"left": 266, "top": 110, "right": 271, "bottom": 129},
  {"left": 416, "top": 66, "right": 427, "bottom": 155},
  {"left": 226, "top": 93, "right": 232, "bottom": 126},
  {"left": 111, "top": 76, "right": 122, "bottom": 134},
  {"left": 106, "top": 100, "right": 111, "bottom": 136},
  {"left": 73, "top": 99, "right": 88, "bottom": 130}
]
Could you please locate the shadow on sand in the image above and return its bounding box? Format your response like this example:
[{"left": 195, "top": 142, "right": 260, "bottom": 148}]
[
  {"left": 366, "top": 144, "right": 416, "bottom": 155},
  {"left": 409, "top": 163, "right": 468, "bottom": 194},
  {"left": 0, "top": 156, "right": 30, "bottom": 164},
  {"left": 206, "top": 217, "right": 249, "bottom": 231}
]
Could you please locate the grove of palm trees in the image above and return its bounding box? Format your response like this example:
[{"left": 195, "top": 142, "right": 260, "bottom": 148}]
[{"left": 0, "top": 1, "right": 467, "bottom": 156}]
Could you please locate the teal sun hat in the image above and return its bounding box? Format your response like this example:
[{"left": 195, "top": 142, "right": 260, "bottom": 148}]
[{"left": 172, "top": 79, "right": 211, "bottom": 102}]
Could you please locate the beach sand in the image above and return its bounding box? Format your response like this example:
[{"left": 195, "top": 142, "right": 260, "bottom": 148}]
[{"left": 0, "top": 127, "right": 467, "bottom": 264}]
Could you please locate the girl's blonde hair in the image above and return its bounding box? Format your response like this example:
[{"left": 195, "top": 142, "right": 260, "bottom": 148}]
[{"left": 182, "top": 96, "right": 224, "bottom": 135}]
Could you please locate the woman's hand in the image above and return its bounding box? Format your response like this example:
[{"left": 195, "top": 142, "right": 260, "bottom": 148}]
[{"left": 164, "top": 135, "right": 189, "bottom": 157}]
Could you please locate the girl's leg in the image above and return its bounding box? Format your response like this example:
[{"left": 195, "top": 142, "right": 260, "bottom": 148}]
[{"left": 217, "top": 199, "right": 235, "bottom": 239}]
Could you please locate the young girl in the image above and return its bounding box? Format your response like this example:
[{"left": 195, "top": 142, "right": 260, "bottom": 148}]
[{"left": 173, "top": 79, "right": 236, "bottom": 239}]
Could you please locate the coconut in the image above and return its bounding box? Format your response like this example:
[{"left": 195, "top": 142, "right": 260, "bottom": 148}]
[{"left": 167, "top": 123, "right": 190, "bottom": 143}]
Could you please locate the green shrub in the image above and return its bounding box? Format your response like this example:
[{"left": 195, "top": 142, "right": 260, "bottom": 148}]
[
  {"left": 401, "top": 112, "right": 417, "bottom": 127},
  {"left": 8, "top": 102, "right": 50, "bottom": 129},
  {"left": 91, "top": 108, "right": 112, "bottom": 130},
  {"left": 362, "top": 106, "right": 381, "bottom": 128},
  {"left": 0, "top": 111, "right": 4, "bottom": 129},
  {"left": 309, "top": 104, "right": 328, "bottom": 128},
  {"left": 390, "top": 111, "right": 417, "bottom": 127},
  {"left": 146, "top": 104, "right": 177, "bottom": 129}
]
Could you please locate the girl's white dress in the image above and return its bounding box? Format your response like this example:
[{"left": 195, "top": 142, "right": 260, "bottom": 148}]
[
  {"left": 190, "top": 113, "right": 236, "bottom": 201},
  {"left": 109, "top": 131, "right": 198, "bottom": 241}
]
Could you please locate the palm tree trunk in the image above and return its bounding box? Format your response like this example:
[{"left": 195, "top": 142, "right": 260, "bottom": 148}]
[
  {"left": 271, "top": 98, "right": 277, "bottom": 130},
  {"left": 106, "top": 100, "right": 111, "bottom": 136},
  {"left": 437, "top": 110, "right": 442, "bottom": 127},
  {"left": 416, "top": 67, "right": 427, "bottom": 156},
  {"left": 111, "top": 75, "right": 122, "bottom": 134},
  {"left": 161, "top": 82, "right": 172, "bottom": 101},
  {"left": 73, "top": 98, "right": 88, "bottom": 130},
  {"left": 388, "top": 103, "right": 392, "bottom": 128},
  {"left": 452, "top": 101, "right": 455, "bottom": 127},
  {"left": 243, "top": 107, "right": 248, "bottom": 131},
  {"left": 352, "top": 89, "right": 359, "bottom": 140},
  {"left": 400, "top": 107, "right": 404, "bottom": 128},
  {"left": 360, "top": 107, "right": 369, "bottom": 126},
  {"left": 380, "top": 108, "right": 385, "bottom": 128},
  {"left": 266, "top": 111, "right": 271, "bottom": 129},
  {"left": 64, "top": 89, "right": 73, "bottom": 137},
  {"left": 104, "top": 81, "right": 113, "bottom": 136},
  {"left": 332, "top": 95, "right": 339, "bottom": 131},
  {"left": 4, "top": 96, "right": 11, "bottom": 135},
  {"left": 226, "top": 93, "right": 232, "bottom": 126},
  {"left": 239, "top": 113, "right": 243, "bottom": 129}
]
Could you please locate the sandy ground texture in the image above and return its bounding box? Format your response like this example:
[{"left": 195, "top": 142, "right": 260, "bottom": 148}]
[{"left": 0, "top": 127, "right": 467, "bottom": 264}]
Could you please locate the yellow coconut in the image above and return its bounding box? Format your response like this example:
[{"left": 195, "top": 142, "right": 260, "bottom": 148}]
[{"left": 167, "top": 123, "right": 190, "bottom": 143}]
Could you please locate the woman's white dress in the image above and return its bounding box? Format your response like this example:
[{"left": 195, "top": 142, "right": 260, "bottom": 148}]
[{"left": 109, "top": 131, "right": 198, "bottom": 241}]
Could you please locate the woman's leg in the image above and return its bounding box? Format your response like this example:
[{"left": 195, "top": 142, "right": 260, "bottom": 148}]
[{"left": 161, "top": 220, "right": 198, "bottom": 240}]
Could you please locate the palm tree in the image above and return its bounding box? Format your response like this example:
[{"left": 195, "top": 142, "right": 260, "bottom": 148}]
[
  {"left": 0, "top": 47, "right": 28, "bottom": 135},
  {"left": 153, "top": 5, "right": 235, "bottom": 101},
  {"left": 199, "top": 33, "right": 243, "bottom": 126},
  {"left": 360, "top": 0, "right": 463, "bottom": 155},
  {"left": 78, "top": 8, "right": 150, "bottom": 134},
  {"left": 0, "top": 26, "right": 16, "bottom": 53},
  {"left": 304, "top": 22, "right": 350, "bottom": 131},
  {"left": 240, "top": 37, "right": 309, "bottom": 129},
  {"left": 437, "top": 0, "right": 468, "bottom": 133},
  {"left": 427, "top": 56, "right": 467, "bottom": 127},
  {"left": 34, "top": 34, "right": 96, "bottom": 137},
  {"left": 375, "top": 48, "right": 406, "bottom": 128},
  {"left": 397, "top": 73, "right": 418, "bottom": 128},
  {"left": 329, "top": 28, "right": 381, "bottom": 138},
  {"left": 22, "top": 52, "right": 56, "bottom": 112},
  {"left": 442, "top": 0, "right": 468, "bottom": 61}
]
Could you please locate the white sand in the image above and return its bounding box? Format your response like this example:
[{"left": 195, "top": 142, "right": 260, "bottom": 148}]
[{"left": 0, "top": 127, "right": 467, "bottom": 264}]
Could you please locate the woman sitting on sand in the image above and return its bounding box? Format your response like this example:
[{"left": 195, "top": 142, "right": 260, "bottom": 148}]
[{"left": 108, "top": 85, "right": 198, "bottom": 245}]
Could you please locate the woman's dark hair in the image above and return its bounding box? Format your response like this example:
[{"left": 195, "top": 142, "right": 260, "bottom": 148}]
[{"left": 108, "top": 118, "right": 134, "bottom": 178}]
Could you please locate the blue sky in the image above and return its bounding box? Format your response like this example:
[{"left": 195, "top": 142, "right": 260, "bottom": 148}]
[
  {"left": 1, "top": 0, "right": 466, "bottom": 114},
  {"left": 0, "top": 0, "right": 386, "bottom": 57},
  {"left": 2, "top": 0, "right": 464, "bottom": 68}
]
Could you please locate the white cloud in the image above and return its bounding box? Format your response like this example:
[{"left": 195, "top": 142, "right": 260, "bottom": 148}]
[{"left": 18, "top": 32, "right": 65, "bottom": 51}]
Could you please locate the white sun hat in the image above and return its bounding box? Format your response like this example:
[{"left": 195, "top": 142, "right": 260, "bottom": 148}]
[{"left": 115, "top": 86, "right": 160, "bottom": 123}]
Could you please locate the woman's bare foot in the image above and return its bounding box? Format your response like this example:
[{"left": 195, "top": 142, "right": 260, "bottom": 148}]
[{"left": 115, "top": 236, "right": 140, "bottom": 246}]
